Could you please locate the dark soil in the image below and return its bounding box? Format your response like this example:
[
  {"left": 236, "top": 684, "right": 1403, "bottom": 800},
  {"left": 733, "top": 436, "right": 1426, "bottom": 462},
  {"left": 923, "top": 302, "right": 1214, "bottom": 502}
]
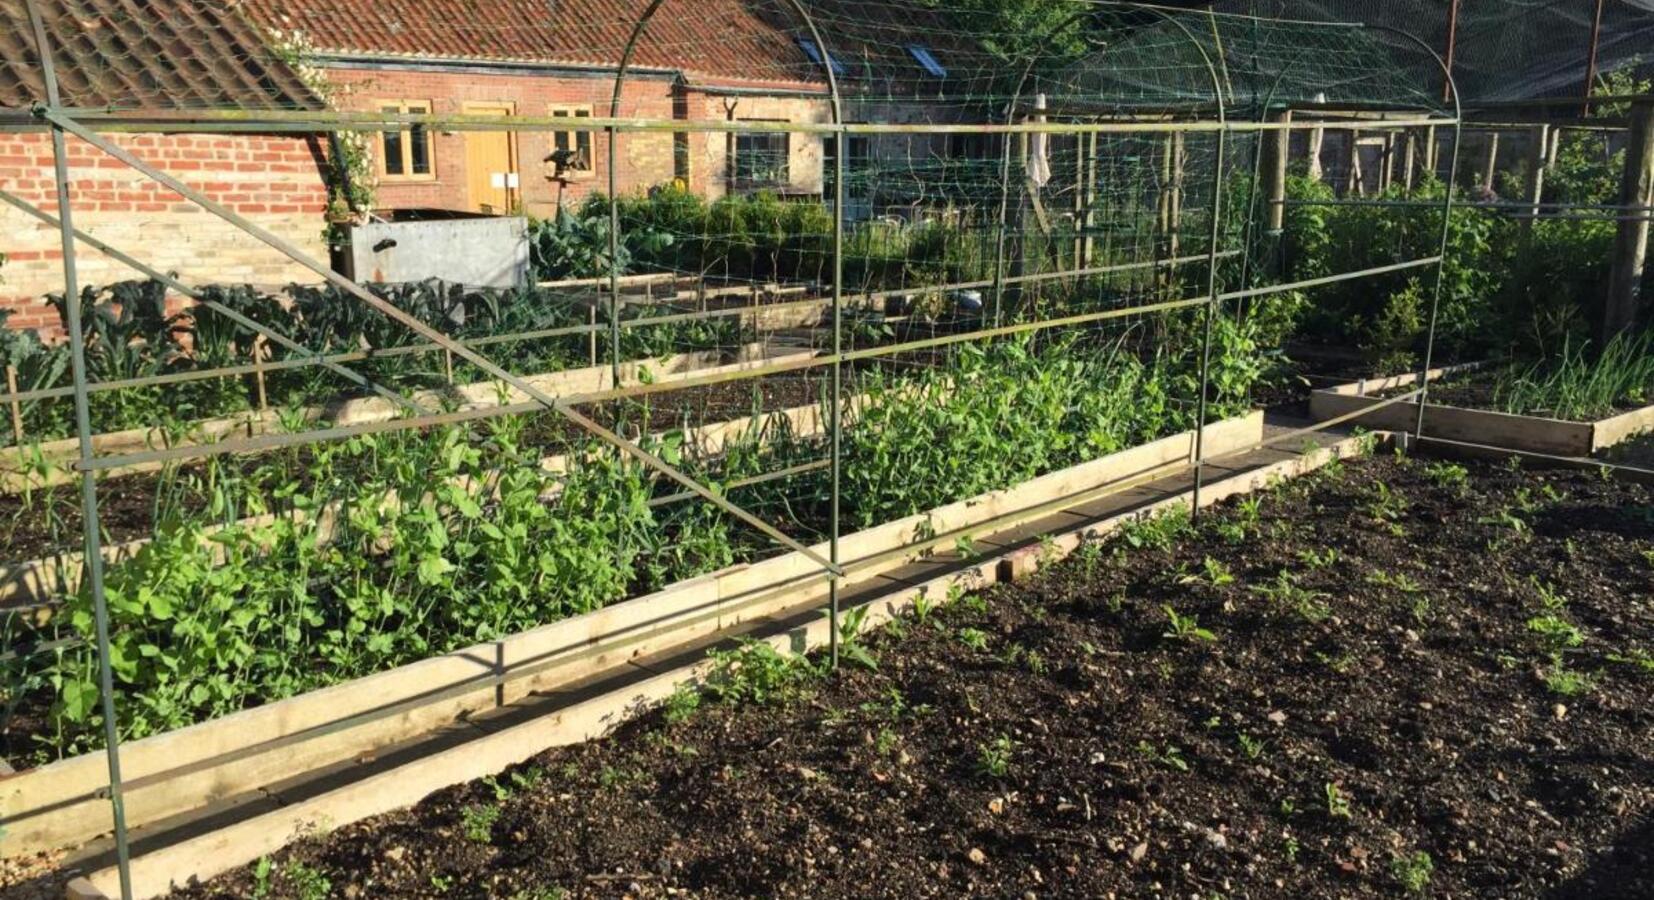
[{"left": 172, "top": 454, "right": 1654, "bottom": 899}]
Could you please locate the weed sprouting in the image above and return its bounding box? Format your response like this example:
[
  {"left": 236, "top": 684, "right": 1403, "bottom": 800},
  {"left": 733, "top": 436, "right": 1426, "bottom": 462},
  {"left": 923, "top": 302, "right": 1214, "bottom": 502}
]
[
  {"left": 1136, "top": 740, "right": 1190, "bottom": 772},
  {"left": 662, "top": 685, "right": 702, "bottom": 725},
  {"left": 1390, "top": 850, "right": 1435, "bottom": 893},
  {"left": 977, "top": 734, "right": 1014, "bottom": 778},
  {"left": 957, "top": 627, "right": 991, "bottom": 652},
  {"left": 1179, "top": 556, "right": 1236, "bottom": 587},
  {"left": 1544, "top": 665, "right": 1593, "bottom": 696},
  {"left": 1237, "top": 732, "right": 1266, "bottom": 760},
  {"left": 461, "top": 802, "right": 501, "bottom": 843},
  {"left": 1424, "top": 461, "right": 1468, "bottom": 490},
  {"left": 1162, "top": 605, "right": 1218, "bottom": 643},
  {"left": 706, "top": 640, "right": 817, "bottom": 706},
  {"left": 1323, "top": 782, "right": 1353, "bottom": 819}
]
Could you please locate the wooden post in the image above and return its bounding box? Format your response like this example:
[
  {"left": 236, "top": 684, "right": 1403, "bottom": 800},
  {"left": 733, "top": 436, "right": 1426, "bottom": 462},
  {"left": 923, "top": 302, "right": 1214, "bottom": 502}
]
[
  {"left": 1264, "top": 109, "right": 1290, "bottom": 233},
  {"left": 1378, "top": 133, "right": 1394, "bottom": 193},
  {"left": 1522, "top": 124, "right": 1550, "bottom": 234},
  {"left": 5, "top": 364, "right": 23, "bottom": 446},
  {"left": 251, "top": 336, "right": 269, "bottom": 412},
  {"left": 1344, "top": 130, "right": 1361, "bottom": 196},
  {"left": 1604, "top": 102, "right": 1654, "bottom": 340},
  {"left": 588, "top": 304, "right": 599, "bottom": 366},
  {"left": 1402, "top": 129, "right": 1418, "bottom": 193},
  {"left": 1082, "top": 131, "right": 1099, "bottom": 269},
  {"left": 1307, "top": 121, "right": 1325, "bottom": 182},
  {"left": 1481, "top": 131, "right": 1501, "bottom": 195},
  {"left": 1423, "top": 125, "right": 1438, "bottom": 182},
  {"left": 1168, "top": 132, "right": 1185, "bottom": 278}
]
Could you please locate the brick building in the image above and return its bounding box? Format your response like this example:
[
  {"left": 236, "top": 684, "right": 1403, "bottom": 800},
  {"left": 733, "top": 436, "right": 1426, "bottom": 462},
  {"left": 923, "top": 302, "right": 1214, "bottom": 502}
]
[
  {"left": 241, "top": 0, "right": 843, "bottom": 217},
  {"left": 0, "top": 0, "right": 992, "bottom": 334},
  {"left": 0, "top": 0, "right": 331, "bottom": 335}
]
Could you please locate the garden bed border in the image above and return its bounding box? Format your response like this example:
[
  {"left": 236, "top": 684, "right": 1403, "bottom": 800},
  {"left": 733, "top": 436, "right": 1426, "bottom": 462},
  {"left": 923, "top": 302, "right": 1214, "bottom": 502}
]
[{"left": 1308, "top": 364, "right": 1654, "bottom": 457}]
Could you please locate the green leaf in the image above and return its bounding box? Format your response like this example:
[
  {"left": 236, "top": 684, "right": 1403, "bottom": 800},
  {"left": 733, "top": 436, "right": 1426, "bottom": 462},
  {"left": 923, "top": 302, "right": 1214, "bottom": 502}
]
[{"left": 417, "top": 554, "right": 456, "bottom": 586}]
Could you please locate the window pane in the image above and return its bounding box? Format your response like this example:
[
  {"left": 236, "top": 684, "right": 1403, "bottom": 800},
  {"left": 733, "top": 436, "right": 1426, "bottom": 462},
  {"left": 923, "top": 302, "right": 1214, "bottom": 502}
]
[
  {"left": 382, "top": 129, "right": 405, "bottom": 176},
  {"left": 735, "top": 132, "right": 788, "bottom": 186},
  {"left": 409, "top": 125, "right": 430, "bottom": 175},
  {"left": 577, "top": 131, "right": 592, "bottom": 169}
]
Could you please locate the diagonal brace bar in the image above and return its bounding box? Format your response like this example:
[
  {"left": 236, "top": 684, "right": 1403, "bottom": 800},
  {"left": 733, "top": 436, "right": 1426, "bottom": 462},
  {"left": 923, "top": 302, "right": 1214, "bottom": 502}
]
[{"left": 40, "top": 107, "right": 840, "bottom": 576}]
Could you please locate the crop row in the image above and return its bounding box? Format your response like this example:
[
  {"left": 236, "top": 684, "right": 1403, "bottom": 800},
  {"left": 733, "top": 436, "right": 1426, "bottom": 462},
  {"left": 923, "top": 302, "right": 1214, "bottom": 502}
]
[{"left": 1, "top": 322, "right": 1263, "bottom": 763}]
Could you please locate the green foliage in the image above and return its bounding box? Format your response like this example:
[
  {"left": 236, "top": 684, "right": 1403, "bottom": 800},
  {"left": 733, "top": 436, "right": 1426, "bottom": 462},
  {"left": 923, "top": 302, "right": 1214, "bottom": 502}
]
[
  {"left": 705, "top": 640, "right": 817, "bottom": 707},
  {"left": 1286, "top": 175, "right": 1506, "bottom": 362},
  {"left": 1390, "top": 850, "right": 1435, "bottom": 893},
  {"left": 976, "top": 734, "right": 1014, "bottom": 778},
  {"left": 1162, "top": 605, "right": 1217, "bottom": 643},
  {"left": 1488, "top": 330, "right": 1654, "bottom": 420},
  {"left": 461, "top": 802, "right": 501, "bottom": 843}
]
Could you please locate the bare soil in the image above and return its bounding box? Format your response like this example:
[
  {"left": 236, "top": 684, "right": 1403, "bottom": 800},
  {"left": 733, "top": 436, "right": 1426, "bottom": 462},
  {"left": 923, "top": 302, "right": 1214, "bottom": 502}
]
[{"left": 168, "top": 454, "right": 1654, "bottom": 899}]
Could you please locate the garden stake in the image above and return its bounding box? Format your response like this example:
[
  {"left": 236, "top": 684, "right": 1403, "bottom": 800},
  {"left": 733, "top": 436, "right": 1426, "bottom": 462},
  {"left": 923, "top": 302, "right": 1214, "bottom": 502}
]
[
  {"left": 6, "top": 364, "right": 23, "bottom": 445},
  {"left": 252, "top": 336, "right": 269, "bottom": 411}
]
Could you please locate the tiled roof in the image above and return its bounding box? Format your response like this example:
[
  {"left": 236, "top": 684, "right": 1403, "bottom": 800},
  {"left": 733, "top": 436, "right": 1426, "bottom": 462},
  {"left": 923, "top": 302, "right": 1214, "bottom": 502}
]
[
  {"left": 241, "top": 0, "right": 825, "bottom": 89},
  {"left": 0, "top": 0, "right": 322, "bottom": 111},
  {"left": 240, "top": 0, "right": 996, "bottom": 94}
]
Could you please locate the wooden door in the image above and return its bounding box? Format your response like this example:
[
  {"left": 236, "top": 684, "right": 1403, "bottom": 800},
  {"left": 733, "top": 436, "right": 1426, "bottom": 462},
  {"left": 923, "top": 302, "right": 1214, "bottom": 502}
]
[{"left": 463, "top": 102, "right": 518, "bottom": 214}]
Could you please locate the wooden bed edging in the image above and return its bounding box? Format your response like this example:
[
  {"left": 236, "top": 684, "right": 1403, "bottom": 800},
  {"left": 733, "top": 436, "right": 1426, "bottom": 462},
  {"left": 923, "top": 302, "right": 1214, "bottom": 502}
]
[
  {"left": 1, "top": 413, "right": 1265, "bottom": 862},
  {"left": 69, "top": 424, "right": 1374, "bottom": 900},
  {"left": 1308, "top": 364, "right": 1654, "bottom": 458},
  {"left": 1, "top": 342, "right": 792, "bottom": 490}
]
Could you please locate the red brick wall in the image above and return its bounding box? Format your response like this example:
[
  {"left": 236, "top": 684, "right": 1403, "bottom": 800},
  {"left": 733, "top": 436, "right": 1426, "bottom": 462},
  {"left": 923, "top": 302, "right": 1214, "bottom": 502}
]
[{"left": 0, "top": 132, "right": 330, "bottom": 337}]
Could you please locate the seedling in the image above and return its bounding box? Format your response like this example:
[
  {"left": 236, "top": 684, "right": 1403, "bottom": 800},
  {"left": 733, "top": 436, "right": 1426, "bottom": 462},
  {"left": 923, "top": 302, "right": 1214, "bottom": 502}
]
[
  {"left": 1424, "top": 460, "right": 1468, "bottom": 489},
  {"left": 1323, "top": 782, "right": 1353, "bottom": 819},
  {"left": 250, "top": 857, "right": 273, "bottom": 899},
  {"left": 662, "top": 685, "right": 701, "bottom": 725},
  {"left": 1297, "top": 547, "right": 1339, "bottom": 569},
  {"left": 461, "top": 802, "right": 501, "bottom": 843},
  {"left": 286, "top": 862, "right": 332, "bottom": 900},
  {"left": 1136, "top": 740, "right": 1190, "bottom": 772},
  {"left": 1391, "top": 850, "right": 1435, "bottom": 893},
  {"left": 1527, "top": 615, "right": 1584, "bottom": 652},
  {"left": 822, "top": 605, "right": 878, "bottom": 670},
  {"left": 977, "top": 734, "right": 1014, "bottom": 778},
  {"left": 1544, "top": 665, "right": 1593, "bottom": 696},
  {"left": 1179, "top": 556, "right": 1235, "bottom": 587},
  {"left": 706, "top": 639, "right": 817, "bottom": 706},
  {"left": 1237, "top": 732, "right": 1266, "bottom": 760},
  {"left": 1162, "top": 605, "right": 1218, "bottom": 643},
  {"left": 957, "top": 627, "right": 990, "bottom": 652}
]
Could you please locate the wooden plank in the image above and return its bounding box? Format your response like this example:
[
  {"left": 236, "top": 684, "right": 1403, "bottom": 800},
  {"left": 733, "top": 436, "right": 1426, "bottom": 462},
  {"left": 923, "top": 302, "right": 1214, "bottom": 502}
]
[
  {"left": 1311, "top": 366, "right": 1654, "bottom": 458},
  {"left": 3, "top": 413, "right": 1263, "bottom": 861},
  {"left": 76, "top": 425, "right": 1368, "bottom": 900},
  {"left": 1309, "top": 390, "right": 1594, "bottom": 457},
  {"left": 1591, "top": 402, "right": 1654, "bottom": 452}
]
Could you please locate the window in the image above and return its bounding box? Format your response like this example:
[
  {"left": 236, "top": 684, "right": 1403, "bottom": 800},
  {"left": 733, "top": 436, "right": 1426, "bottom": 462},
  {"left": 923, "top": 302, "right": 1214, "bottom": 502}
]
[
  {"left": 734, "top": 128, "right": 790, "bottom": 188},
  {"left": 823, "top": 133, "right": 871, "bottom": 196},
  {"left": 550, "top": 106, "right": 594, "bottom": 176},
  {"left": 907, "top": 44, "right": 948, "bottom": 79},
  {"left": 796, "top": 37, "right": 847, "bottom": 77},
  {"left": 378, "top": 100, "right": 434, "bottom": 180}
]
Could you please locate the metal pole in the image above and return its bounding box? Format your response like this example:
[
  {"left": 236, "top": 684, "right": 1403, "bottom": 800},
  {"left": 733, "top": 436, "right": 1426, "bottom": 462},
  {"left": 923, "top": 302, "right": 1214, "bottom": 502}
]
[
  {"left": 1190, "top": 126, "right": 1227, "bottom": 520},
  {"left": 829, "top": 126, "right": 845, "bottom": 669},
  {"left": 607, "top": 123, "right": 623, "bottom": 391},
  {"left": 21, "top": 1, "right": 132, "bottom": 897},
  {"left": 1413, "top": 140, "right": 1465, "bottom": 439},
  {"left": 1442, "top": 0, "right": 1461, "bottom": 106},
  {"left": 1583, "top": 0, "right": 1607, "bottom": 117}
]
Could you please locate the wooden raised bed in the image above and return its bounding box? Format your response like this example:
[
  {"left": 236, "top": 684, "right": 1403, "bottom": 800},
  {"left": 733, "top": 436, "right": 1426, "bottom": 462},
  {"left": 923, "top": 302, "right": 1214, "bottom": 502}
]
[
  {"left": 1308, "top": 365, "right": 1654, "bottom": 457},
  {"left": 2, "top": 412, "right": 1267, "bottom": 864},
  {"left": 67, "top": 422, "right": 1379, "bottom": 900},
  {"left": 1, "top": 342, "right": 803, "bottom": 491}
]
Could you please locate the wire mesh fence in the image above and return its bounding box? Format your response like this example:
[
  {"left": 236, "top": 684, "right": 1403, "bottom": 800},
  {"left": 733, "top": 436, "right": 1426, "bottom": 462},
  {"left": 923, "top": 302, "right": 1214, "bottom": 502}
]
[{"left": 10, "top": 2, "right": 1651, "bottom": 898}]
